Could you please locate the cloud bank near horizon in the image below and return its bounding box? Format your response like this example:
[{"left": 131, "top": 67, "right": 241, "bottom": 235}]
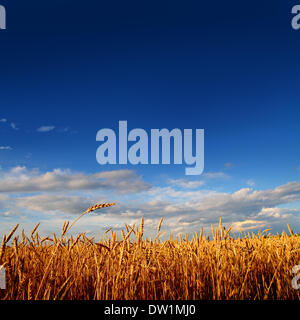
[
  {"left": 0, "top": 166, "right": 299, "bottom": 236},
  {"left": 0, "top": 166, "right": 151, "bottom": 194}
]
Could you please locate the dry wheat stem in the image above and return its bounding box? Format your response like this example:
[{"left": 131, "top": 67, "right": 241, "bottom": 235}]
[{"left": 66, "top": 203, "right": 115, "bottom": 233}]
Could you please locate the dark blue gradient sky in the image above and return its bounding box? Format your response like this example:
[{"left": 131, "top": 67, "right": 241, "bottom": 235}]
[{"left": 0, "top": 1, "right": 300, "bottom": 192}]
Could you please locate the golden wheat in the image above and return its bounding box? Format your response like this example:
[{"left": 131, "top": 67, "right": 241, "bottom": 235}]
[{"left": 0, "top": 203, "right": 299, "bottom": 300}]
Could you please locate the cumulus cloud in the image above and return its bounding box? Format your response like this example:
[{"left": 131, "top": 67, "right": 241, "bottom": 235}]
[
  {"left": 0, "top": 166, "right": 151, "bottom": 194},
  {"left": 179, "top": 182, "right": 300, "bottom": 221},
  {"left": 97, "top": 182, "right": 300, "bottom": 233},
  {"left": 0, "top": 165, "right": 300, "bottom": 235},
  {"left": 14, "top": 194, "right": 95, "bottom": 215},
  {"left": 231, "top": 219, "right": 267, "bottom": 232}
]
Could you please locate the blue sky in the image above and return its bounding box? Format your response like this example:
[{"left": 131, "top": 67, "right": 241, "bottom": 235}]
[{"left": 0, "top": 0, "right": 300, "bottom": 238}]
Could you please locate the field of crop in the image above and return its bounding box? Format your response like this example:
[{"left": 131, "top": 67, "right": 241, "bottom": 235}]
[{"left": 0, "top": 204, "right": 299, "bottom": 300}]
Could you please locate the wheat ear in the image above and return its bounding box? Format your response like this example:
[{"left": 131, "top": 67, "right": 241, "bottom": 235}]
[{"left": 66, "top": 203, "right": 115, "bottom": 233}]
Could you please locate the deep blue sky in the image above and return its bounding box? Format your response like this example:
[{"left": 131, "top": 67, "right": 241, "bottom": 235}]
[
  {"left": 1, "top": 1, "right": 300, "bottom": 237},
  {"left": 0, "top": 0, "right": 300, "bottom": 189}
]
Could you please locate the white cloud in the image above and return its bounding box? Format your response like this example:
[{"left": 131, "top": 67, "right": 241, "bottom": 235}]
[
  {"left": 146, "top": 186, "right": 216, "bottom": 201},
  {"left": 105, "top": 182, "right": 300, "bottom": 233},
  {"left": 168, "top": 178, "right": 205, "bottom": 189},
  {"left": 257, "top": 207, "right": 300, "bottom": 219},
  {"left": 0, "top": 165, "right": 300, "bottom": 236},
  {"left": 167, "top": 171, "right": 229, "bottom": 191},
  {"left": 37, "top": 126, "right": 55, "bottom": 132},
  {"left": 0, "top": 167, "right": 151, "bottom": 194},
  {"left": 14, "top": 194, "right": 95, "bottom": 215},
  {"left": 0, "top": 146, "right": 12, "bottom": 150},
  {"left": 231, "top": 219, "right": 267, "bottom": 232},
  {"left": 0, "top": 118, "right": 7, "bottom": 123}
]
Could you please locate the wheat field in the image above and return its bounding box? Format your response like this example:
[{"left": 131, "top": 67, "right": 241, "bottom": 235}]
[{"left": 0, "top": 203, "right": 299, "bottom": 300}]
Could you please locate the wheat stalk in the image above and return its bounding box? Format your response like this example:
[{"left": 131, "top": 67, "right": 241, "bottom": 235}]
[
  {"left": 6, "top": 224, "right": 19, "bottom": 244},
  {"left": 140, "top": 216, "right": 144, "bottom": 237},
  {"left": 287, "top": 223, "right": 293, "bottom": 236},
  {"left": 66, "top": 203, "right": 116, "bottom": 233},
  {"left": 157, "top": 218, "right": 163, "bottom": 233}
]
